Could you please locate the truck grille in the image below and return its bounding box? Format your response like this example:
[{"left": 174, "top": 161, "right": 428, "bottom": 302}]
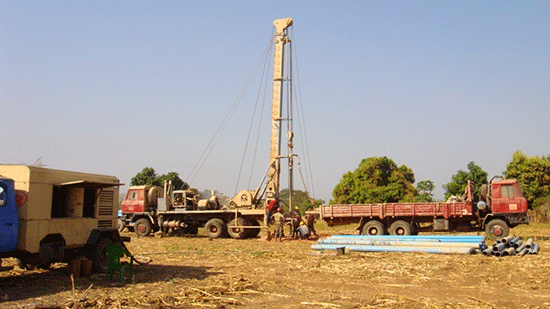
[{"left": 98, "top": 190, "right": 114, "bottom": 216}]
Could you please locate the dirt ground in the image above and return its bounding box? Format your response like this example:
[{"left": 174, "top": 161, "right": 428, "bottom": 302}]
[{"left": 2, "top": 224, "right": 550, "bottom": 309}]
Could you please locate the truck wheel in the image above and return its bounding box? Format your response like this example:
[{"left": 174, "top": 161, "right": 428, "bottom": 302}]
[
  {"left": 91, "top": 238, "right": 112, "bottom": 273},
  {"left": 410, "top": 222, "right": 419, "bottom": 235},
  {"left": 389, "top": 220, "right": 412, "bottom": 236},
  {"left": 186, "top": 224, "right": 199, "bottom": 235},
  {"left": 117, "top": 218, "right": 126, "bottom": 232},
  {"left": 485, "top": 219, "right": 509, "bottom": 239},
  {"left": 227, "top": 218, "right": 247, "bottom": 239},
  {"left": 362, "top": 220, "right": 386, "bottom": 235},
  {"left": 135, "top": 218, "right": 152, "bottom": 237},
  {"left": 205, "top": 219, "right": 226, "bottom": 239},
  {"left": 248, "top": 219, "right": 261, "bottom": 238}
]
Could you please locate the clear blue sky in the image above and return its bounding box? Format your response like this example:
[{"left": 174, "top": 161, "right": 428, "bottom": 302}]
[{"left": 1, "top": 1, "right": 549, "bottom": 203}]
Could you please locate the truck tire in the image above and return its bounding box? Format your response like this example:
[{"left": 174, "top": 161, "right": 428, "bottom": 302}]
[
  {"left": 485, "top": 219, "right": 509, "bottom": 239},
  {"left": 389, "top": 220, "right": 412, "bottom": 236},
  {"left": 205, "top": 218, "right": 226, "bottom": 239},
  {"left": 361, "top": 220, "right": 386, "bottom": 235},
  {"left": 91, "top": 238, "right": 112, "bottom": 273},
  {"left": 117, "top": 218, "right": 126, "bottom": 232},
  {"left": 227, "top": 218, "right": 247, "bottom": 239},
  {"left": 134, "top": 218, "right": 152, "bottom": 237}
]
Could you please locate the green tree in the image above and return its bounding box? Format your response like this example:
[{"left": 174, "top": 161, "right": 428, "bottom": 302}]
[
  {"left": 414, "top": 180, "right": 435, "bottom": 202},
  {"left": 504, "top": 151, "right": 550, "bottom": 206},
  {"left": 158, "top": 172, "right": 189, "bottom": 190},
  {"left": 331, "top": 157, "right": 416, "bottom": 204},
  {"left": 131, "top": 167, "right": 189, "bottom": 189},
  {"left": 279, "top": 188, "right": 324, "bottom": 214},
  {"left": 131, "top": 167, "right": 160, "bottom": 186},
  {"left": 443, "top": 162, "right": 487, "bottom": 200}
]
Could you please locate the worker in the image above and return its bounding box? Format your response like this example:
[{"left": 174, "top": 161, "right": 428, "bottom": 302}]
[
  {"left": 305, "top": 213, "right": 318, "bottom": 237},
  {"left": 290, "top": 206, "right": 302, "bottom": 239},
  {"left": 272, "top": 208, "right": 285, "bottom": 242},
  {"left": 265, "top": 198, "right": 280, "bottom": 225},
  {"left": 296, "top": 222, "right": 310, "bottom": 239}
]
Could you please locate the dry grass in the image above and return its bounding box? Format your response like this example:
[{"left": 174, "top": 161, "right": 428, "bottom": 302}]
[{"left": 1, "top": 223, "right": 550, "bottom": 308}]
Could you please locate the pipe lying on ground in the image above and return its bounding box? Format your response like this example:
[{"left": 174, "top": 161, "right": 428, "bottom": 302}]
[
  {"left": 516, "top": 242, "right": 527, "bottom": 254},
  {"left": 329, "top": 235, "right": 485, "bottom": 242},
  {"left": 529, "top": 243, "right": 539, "bottom": 254},
  {"left": 311, "top": 244, "right": 476, "bottom": 255},
  {"left": 498, "top": 236, "right": 514, "bottom": 244},
  {"left": 503, "top": 247, "right": 516, "bottom": 256},
  {"left": 518, "top": 247, "right": 529, "bottom": 256},
  {"left": 492, "top": 243, "right": 506, "bottom": 252},
  {"left": 318, "top": 239, "right": 484, "bottom": 248},
  {"left": 525, "top": 238, "right": 534, "bottom": 249}
]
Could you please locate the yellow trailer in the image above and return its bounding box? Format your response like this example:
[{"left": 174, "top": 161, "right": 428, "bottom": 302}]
[{"left": 0, "top": 165, "right": 124, "bottom": 272}]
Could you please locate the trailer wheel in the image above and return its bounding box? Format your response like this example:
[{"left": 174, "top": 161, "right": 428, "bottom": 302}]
[
  {"left": 389, "top": 220, "right": 412, "bottom": 236},
  {"left": 134, "top": 218, "right": 152, "bottom": 237},
  {"left": 117, "top": 218, "right": 126, "bottom": 232},
  {"left": 186, "top": 224, "right": 199, "bottom": 235},
  {"left": 248, "top": 219, "right": 261, "bottom": 238},
  {"left": 485, "top": 219, "right": 509, "bottom": 239},
  {"left": 227, "top": 218, "right": 247, "bottom": 239},
  {"left": 91, "top": 238, "right": 112, "bottom": 273},
  {"left": 362, "top": 220, "right": 386, "bottom": 235},
  {"left": 205, "top": 218, "right": 226, "bottom": 239}
]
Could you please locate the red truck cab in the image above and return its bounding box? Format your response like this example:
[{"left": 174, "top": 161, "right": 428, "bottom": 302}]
[{"left": 489, "top": 179, "right": 528, "bottom": 215}]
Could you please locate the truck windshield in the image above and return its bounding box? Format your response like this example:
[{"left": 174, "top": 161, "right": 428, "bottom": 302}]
[
  {"left": 501, "top": 185, "right": 520, "bottom": 198},
  {"left": 0, "top": 184, "right": 6, "bottom": 207}
]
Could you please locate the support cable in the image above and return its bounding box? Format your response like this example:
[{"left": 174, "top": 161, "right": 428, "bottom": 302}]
[
  {"left": 187, "top": 36, "right": 274, "bottom": 184},
  {"left": 235, "top": 40, "right": 273, "bottom": 194}
]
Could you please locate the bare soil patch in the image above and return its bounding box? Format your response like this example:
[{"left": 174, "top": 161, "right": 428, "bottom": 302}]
[{"left": 2, "top": 224, "right": 550, "bottom": 308}]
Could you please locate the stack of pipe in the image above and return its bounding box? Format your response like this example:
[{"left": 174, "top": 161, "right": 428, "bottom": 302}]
[
  {"left": 311, "top": 235, "right": 487, "bottom": 255},
  {"left": 482, "top": 236, "right": 540, "bottom": 257}
]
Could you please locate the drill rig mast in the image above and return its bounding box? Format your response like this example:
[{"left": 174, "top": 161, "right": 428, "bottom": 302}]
[{"left": 265, "top": 17, "right": 293, "bottom": 207}]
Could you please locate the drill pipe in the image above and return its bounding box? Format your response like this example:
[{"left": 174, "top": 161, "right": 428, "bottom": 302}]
[
  {"left": 513, "top": 239, "right": 524, "bottom": 250},
  {"left": 518, "top": 248, "right": 529, "bottom": 256},
  {"left": 493, "top": 248, "right": 505, "bottom": 257},
  {"left": 492, "top": 243, "right": 506, "bottom": 252},
  {"left": 525, "top": 238, "right": 534, "bottom": 249},
  {"left": 503, "top": 247, "right": 516, "bottom": 256},
  {"left": 516, "top": 242, "right": 527, "bottom": 254},
  {"left": 529, "top": 243, "right": 539, "bottom": 254},
  {"left": 497, "top": 236, "right": 515, "bottom": 244}
]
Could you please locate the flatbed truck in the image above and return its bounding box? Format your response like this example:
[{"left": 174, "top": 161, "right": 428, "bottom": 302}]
[
  {"left": 119, "top": 185, "right": 263, "bottom": 239},
  {"left": 319, "top": 178, "right": 530, "bottom": 239}
]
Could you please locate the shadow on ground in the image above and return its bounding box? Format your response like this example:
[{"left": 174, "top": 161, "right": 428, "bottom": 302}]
[{"left": 0, "top": 262, "right": 220, "bottom": 303}]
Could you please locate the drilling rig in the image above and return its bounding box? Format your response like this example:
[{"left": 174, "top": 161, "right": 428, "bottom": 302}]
[
  {"left": 229, "top": 17, "right": 295, "bottom": 210},
  {"left": 120, "top": 18, "right": 298, "bottom": 239}
]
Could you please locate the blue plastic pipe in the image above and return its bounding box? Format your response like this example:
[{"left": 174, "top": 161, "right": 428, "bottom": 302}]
[
  {"left": 311, "top": 244, "right": 475, "bottom": 255},
  {"left": 327, "top": 235, "right": 485, "bottom": 243},
  {"left": 318, "top": 239, "right": 483, "bottom": 248}
]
